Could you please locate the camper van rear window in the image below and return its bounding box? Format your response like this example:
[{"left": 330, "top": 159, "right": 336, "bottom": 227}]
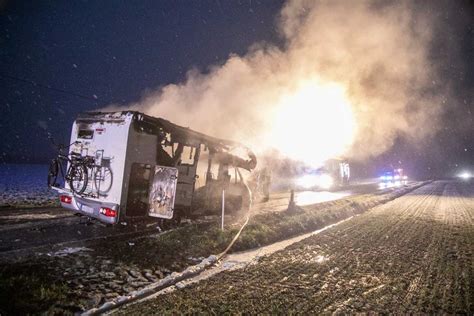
[{"left": 78, "top": 129, "right": 94, "bottom": 139}]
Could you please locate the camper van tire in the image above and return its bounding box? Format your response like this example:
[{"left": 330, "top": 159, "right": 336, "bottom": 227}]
[
  {"left": 47, "top": 159, "right": 59, "bottom": 187},
  {"left": 68, "top": 164, "right": 88, "bottom": 195}
]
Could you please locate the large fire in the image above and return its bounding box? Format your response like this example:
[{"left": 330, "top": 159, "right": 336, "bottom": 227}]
[{"left": 265, "top": 80, "right": 356, "bottom": 167}]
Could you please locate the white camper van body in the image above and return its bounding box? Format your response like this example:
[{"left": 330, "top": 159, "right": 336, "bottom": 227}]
[
  {"left": 52, "top": 111, "right": 257, "bottom": 225},
  {"left": 54, "top": 112, "right": 133, "bottom": 224},
  {"left": 54, "top": 112, "right": 178, "bottom": 225}
]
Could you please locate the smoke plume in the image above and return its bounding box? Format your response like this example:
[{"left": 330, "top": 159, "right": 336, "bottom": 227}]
[{"left": 107, "top": 0, "right": 446, "bottom": 166}]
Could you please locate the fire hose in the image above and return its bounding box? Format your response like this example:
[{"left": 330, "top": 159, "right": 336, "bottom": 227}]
[{"left": 83, "top": 182, "right": 253, "bottom": 315}]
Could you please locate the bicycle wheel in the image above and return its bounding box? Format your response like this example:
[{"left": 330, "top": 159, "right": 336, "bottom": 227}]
[
  {"left": 68, "top": 164, "right": 88, "bottom": 195},
  {"left": 47, "top": 159, "right": 59, "bottom": 187},
  {"left": 94, "top": 166, "right": 113, "bottom": 196}
]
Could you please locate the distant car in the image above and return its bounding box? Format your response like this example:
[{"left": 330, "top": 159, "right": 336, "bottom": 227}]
[{"left": 379, "top": 168, "right": 408, "bottom": 187}]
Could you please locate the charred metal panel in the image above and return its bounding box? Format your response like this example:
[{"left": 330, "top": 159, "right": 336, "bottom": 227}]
[
  {"left": 126, "top": 163, "right": 152, "bottom": 217},
  {"left": 175, "top": 145, "right": 200, "bottom": 209}
]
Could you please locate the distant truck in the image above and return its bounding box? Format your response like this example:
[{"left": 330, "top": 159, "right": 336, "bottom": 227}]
[
  {"left": 49, "top": 111, "right": 256, "bottom": 225},
  {"left": 324, "top": 158, "right": 351, "bottom": 187}
]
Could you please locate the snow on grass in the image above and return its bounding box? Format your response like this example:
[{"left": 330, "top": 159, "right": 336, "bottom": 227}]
[{"left": 0, "top": 164, "right": 58, "bottom": 208}]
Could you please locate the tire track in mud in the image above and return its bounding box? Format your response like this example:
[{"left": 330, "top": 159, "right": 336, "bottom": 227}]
[{"left": 118, "top": 181, "right": 473, "bottom": 314}]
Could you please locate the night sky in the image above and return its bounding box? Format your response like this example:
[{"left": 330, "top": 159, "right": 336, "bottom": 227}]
[{"left": 0, "top": 0, "right": 472, "bottom": 179}]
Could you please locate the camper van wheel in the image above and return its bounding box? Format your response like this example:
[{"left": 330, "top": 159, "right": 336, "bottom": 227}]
[{"left": 47, "top": 159, "right": 59, "bottom": 187}]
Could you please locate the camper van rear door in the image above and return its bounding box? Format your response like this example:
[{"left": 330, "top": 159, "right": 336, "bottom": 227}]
[{"left": 148, "top": 166, "right": 178, "bottom": 219}]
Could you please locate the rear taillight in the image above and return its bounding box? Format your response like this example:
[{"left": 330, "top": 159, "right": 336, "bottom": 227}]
[
  {"left": 100, "top": 207, "right": 117, "bottom": 217},
  {"left": 60, "top": 195, "right": 72, "bottom": 204}
]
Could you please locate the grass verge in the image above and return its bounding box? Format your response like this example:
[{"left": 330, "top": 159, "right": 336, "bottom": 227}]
[
  {"left": 94, "top": 182, "right": 427, "bottom": 271},
  {"left": 0, "top": 262, "right": 77, "bottom": 315},
  {"left": 0, "top": 182, "right": 426, "bottom": 314}
]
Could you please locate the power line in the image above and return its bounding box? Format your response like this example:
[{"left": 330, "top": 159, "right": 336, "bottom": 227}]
[{"left": 0, "top": 73, "right": 100, "bottom": 102}]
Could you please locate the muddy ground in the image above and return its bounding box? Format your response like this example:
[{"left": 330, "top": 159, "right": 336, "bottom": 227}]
[
  {"left": 120, "top": 181, "right": 473, "bottom": 314},
  {"left": 0, "top": 182, "right": 423, "bottom": 314}
]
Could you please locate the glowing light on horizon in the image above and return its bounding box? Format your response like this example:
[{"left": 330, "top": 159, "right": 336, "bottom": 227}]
[
  {"left": 296, "top": 173, "right": 335, "bottom": 190},
  {"left": 297, "top": 174, "right": 319, "bottom": 189},
  {"left": 458, "top": 171, "right": 472, "bottom": 180}
]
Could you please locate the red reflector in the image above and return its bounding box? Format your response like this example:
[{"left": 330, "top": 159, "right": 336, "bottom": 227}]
[
  {"left": 60, "top": 195, "right": 72, "bottom": 204},
  {"left": 100, "top": 207, "right": 117, "bottom": 217}
]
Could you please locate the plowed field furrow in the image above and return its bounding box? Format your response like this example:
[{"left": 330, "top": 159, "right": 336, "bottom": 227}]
[{"left": 119, "top": 181, "right": 474, "bottom": 314}]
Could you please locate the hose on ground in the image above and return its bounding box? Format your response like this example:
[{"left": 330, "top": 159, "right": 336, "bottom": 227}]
[{"left": 217, "top": 180, "right": 253, "bottom": 259}]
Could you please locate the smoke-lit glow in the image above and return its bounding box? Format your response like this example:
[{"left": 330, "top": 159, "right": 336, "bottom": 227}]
[
  {"left": 296, "top": 173, "right": 334, "bottom": 189},
  {"left": 266, "top": 81, "right": 356, "bottom": 166},
  {"left": 297, "top": 174, "right": 319, "bottom": 189},
  {"left": 106, "top": 0, "right": 446, "bottom": 169},
  {"left": 317, "top": 174, "right": 334, "bottom": 189}
]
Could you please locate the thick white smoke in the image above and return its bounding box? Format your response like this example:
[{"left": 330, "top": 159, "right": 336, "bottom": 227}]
[{"left": 106, "top": 0, "right": 444, "bottom": 166}]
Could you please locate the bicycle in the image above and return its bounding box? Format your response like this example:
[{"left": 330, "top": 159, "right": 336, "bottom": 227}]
[
  {"left": 93, "top": 158, "right": 113, "bottom": 196},
  {"left": 47, "top": 137, "right": 95, "bottom": 195}
]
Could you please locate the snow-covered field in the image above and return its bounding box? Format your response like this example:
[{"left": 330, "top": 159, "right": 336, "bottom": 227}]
[{"left": 0, "top": 164, "right": 58, "bottom": 208}]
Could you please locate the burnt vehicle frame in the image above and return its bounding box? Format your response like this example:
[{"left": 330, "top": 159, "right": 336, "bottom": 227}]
[{"left": 51, "top": 111, "right": 256, "bottom": 225}]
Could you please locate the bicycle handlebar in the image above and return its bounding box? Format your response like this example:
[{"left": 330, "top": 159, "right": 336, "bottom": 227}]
[{"left": 48, "top": 135, "right": 80, "bottom": 151}]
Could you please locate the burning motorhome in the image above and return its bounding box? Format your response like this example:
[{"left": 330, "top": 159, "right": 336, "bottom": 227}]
[{"left": 48, "top": 111, "right": 256, "bottom": 225}]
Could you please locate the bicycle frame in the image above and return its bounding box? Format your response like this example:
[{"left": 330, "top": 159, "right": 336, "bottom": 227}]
[
  {"left": 56, "top": 153, "right": 70, "bottom": 180},
  {"left": 50, "top": 139, "right": 89, "bottom": 190}
]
